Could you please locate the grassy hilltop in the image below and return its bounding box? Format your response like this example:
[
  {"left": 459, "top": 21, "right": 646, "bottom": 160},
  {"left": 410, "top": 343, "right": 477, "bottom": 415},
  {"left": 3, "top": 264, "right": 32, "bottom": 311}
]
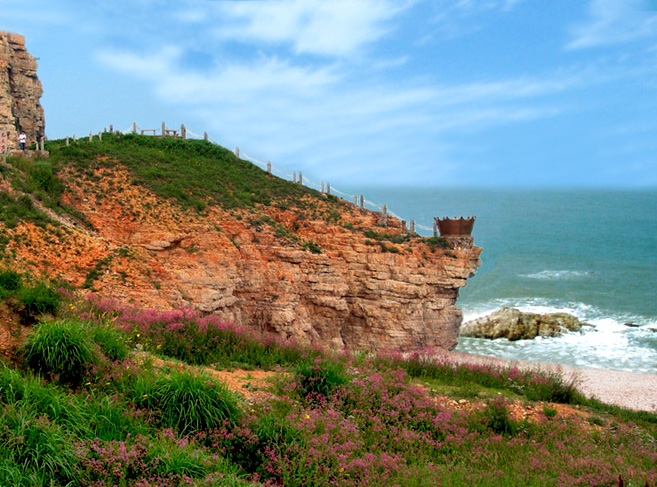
[{"left": 0, "top": 135, "right": 655, "bottom": 486}]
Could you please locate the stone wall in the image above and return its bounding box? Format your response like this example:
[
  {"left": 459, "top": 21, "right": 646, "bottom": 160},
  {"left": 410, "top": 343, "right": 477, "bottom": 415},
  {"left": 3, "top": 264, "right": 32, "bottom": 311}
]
[{"left": 0, "top": 31, "right": 45, "bottom": 148}]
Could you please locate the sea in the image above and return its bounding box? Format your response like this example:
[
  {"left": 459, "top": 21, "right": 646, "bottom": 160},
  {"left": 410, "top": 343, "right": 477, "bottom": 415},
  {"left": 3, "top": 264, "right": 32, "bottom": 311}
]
[{"left": 340, "top": 187, "right": 657, "bottom": 374}]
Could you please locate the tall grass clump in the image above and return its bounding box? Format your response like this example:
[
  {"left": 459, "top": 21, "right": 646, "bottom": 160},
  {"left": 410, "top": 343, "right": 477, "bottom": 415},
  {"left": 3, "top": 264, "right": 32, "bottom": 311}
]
[
  {"left": 20, "top": 318, "right": 97, "bottom": 386},
  {"left": 0, "top": 365, "right": 91, "bottom": 439},
  {"left": 471, "top": 395, "right": 520, "bottom": 436},
  {"left": 148, "top": 370, "right": 242, "bottom": 434}
]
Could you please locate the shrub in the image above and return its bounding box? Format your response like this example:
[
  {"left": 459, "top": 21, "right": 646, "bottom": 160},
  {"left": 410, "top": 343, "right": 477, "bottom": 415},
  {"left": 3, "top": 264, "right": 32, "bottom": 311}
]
[
  {"left": 21, "top": 319, "right": 97, "bottom": 386},
  {"left": 295, "top": 358, "right": 348, "bottom": 402},
  {"left": 0, "top": 269, "right": 22, "bottom": 293},
  {"left": 426, "top": 236, "right": 452, "bottom": 251},
  {"left": 17, "top": 281, "right": 61, "bottom": 316},
  {"left": 302, "top": 240, "right": 322, "bottom": 254},
  {"left": 470, "top": 395, "right": 520, "bottom": 437}
]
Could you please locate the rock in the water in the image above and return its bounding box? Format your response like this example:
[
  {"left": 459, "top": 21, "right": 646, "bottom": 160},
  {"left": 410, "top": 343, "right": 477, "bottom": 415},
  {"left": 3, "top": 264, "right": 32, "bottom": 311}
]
[{"left": 460, "top": 307, "right": 587, "bottom": 341}]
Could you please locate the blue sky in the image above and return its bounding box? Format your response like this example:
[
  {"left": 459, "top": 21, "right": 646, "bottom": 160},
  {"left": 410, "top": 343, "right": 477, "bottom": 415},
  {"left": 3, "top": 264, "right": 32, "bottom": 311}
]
[{"left": 2, "top": 0, "right": 657, "bottom": 188}]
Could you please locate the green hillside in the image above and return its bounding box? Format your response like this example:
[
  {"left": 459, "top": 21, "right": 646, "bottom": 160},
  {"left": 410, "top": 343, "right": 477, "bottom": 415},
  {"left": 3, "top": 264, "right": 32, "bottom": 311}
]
[{"left": 45, "top": 133, "right": 334, "bottom": 211}]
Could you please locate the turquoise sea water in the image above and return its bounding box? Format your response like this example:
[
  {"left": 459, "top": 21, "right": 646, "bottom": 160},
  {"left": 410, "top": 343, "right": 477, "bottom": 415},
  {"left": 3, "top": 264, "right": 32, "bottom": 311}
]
[{"left": 343, "top": 187, "right": 657, "bottom": 374}]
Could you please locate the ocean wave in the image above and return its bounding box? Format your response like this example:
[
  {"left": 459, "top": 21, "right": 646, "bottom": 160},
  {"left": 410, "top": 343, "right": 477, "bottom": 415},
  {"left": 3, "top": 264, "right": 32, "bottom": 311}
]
[
  {"left": 519, "top": 270, "right": 593, "bottom": 281},
  {"left": 458, "top": 298, "right": 657, "bottom": 373},
  {"left": 462, "top": 298, "right": 655, "bottom": 327}
]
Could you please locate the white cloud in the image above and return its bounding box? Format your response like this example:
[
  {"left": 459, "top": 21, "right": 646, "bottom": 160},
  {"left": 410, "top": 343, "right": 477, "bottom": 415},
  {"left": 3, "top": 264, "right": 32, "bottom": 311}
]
[
  {"left": 426, "top": 0, "right": 525, "bottom": 41},
  {"left": 212, "top": 0, "right": 416, "bottom": 57},
  {"left": 97, "top": 46, "right": 181, "bottom": 78},
  {"left": 97, "top": 47, "right": 339, "bottom": 104},
  {"left": 568, "top": 0, "right": 657, "bottom": 49}
]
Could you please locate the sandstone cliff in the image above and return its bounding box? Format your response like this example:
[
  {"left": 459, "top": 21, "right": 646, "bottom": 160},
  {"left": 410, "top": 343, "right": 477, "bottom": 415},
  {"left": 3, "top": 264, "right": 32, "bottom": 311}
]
[
  {"left": 1, "top": 136, "right": 480, "bottom": 353},
  {"left": 0, "top": 31, "right": 45, "bottom": 148}
]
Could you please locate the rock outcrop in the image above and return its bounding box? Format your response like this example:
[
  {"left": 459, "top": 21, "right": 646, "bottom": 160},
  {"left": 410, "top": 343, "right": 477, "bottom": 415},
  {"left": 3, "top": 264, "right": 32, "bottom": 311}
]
[
  {"left": 4, "top": 164, "right": 481, "bottom": 352},
  {"left": 460, "top": 308, "right": 587, "bottom": 341},
  {"left": 0, "top": 31, "right": 45, "bottom": 148}
]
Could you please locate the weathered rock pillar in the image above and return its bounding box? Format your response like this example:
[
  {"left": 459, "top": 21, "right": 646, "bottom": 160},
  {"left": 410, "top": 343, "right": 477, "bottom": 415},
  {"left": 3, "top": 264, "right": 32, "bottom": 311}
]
[{"left": 0, "top": 31, "right": 45, "bottom": 148}]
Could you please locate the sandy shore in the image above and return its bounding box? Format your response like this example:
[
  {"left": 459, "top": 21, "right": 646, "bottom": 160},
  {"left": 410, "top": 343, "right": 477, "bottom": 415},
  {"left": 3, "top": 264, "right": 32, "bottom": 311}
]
[{"left": 443, "top": 352, "right": 657, "bottom": 412}]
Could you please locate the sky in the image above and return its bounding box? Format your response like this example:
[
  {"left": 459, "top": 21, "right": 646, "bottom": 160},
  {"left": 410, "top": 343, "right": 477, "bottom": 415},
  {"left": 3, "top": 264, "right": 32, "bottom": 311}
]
[{"left": 2, "top": 0, "right": 657, "bottom": 188}]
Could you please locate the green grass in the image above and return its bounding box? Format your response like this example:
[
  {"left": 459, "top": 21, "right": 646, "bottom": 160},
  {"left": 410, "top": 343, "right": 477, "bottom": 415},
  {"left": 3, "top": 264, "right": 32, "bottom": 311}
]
[
  {"left": 20, "top": 318, "right": 98, "bottom": 386},
  {"left": 149, "top": 370, "right": 243, "bottom": 434},
  {"left": 0, "top": 268, "right": 22, "bottom": 293},
  {"left": 1, "top": 295, "right": 656, "bottom": 486},
  {"left": 0, "top": 268, "right": 62, "bottom": 322},
  {"left": 45, "top": 133, "right": 330, "bottom": 212},
  {"left": 0, "top": 191, "right": 56, "bottom": 229}
]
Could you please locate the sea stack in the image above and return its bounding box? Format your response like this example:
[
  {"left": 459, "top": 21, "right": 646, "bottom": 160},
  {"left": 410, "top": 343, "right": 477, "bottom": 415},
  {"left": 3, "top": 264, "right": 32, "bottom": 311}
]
[{"left": 0, "top": 31, "right": 45, "bottom": 148}]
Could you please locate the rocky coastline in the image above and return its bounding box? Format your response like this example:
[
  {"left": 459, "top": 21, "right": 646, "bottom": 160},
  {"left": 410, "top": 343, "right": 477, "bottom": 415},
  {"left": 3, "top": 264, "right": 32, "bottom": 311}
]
[{"left": 460, "top": 307, "right": 589, "bottom": 341}]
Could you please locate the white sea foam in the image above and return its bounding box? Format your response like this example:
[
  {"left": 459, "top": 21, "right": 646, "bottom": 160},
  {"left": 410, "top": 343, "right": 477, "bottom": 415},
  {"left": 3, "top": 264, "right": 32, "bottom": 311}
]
[
  {"left": 520, "top": 270, "right": 592, "bottom": 280},
  {"left": 458, "top": 299, "right": 657, "bottom": 374}
]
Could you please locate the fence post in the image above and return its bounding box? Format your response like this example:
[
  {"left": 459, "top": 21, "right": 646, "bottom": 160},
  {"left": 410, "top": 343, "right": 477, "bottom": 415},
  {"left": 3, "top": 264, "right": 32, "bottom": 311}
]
[
  {"left": 98, "top": 131, "right": 102, "bottom": 141},
  {"left": 267, "top": 161, "right": 271, "bottom": 173},
  {"left": 73, "top": 134, "right": 77, "bottom": 142},
  {"left": 89, "top": 132, "right": 92, "bottom": 142},
  {"left": 382, "top": 204, "right": 387, "bottom": 215},
  {"left": 299, "top": 172, "right": 303, "bottom": 184},
  {"left": 402, "top": 220, "right": 407, "bottom": 231},
  {"left": 204, "top": 132, "right": 208, "bottom": 141},
  {"left": 292, "top": 172, "right": 297, "bottom": 183},
  {"left": 327, "top": 183, "right": 331, "bottom": 195},
  {"left": 360, "top": 195, "right": 364, "bottom": 208},
  {"left": 132, "top": 122, "right": 137, "bottom": 134},
  {"left": 321, "top": 181, "right": 325, "bottom": 193},
  {"left": 66, "top": 136, "right": 69, "bottom": 146},
  {"left": 354, "top": 195, "right": 358, "bottom": 206},
  {"left": 109, "top": 125, "right": 113, "bottom": 133},
  {"left": 181, "top": 124, "right": 186, "bottom": 140},
  {"left": 235, "top": 147, "right": 240, "bottom": 159},
  {"left": 162, "top": 122, "right": 166, "bottom": 137},
  {"left": 410, "top": 220, "right": 415, "bottom": 233},
  {"left": 433, "top": 222, "right": 438, "bottom": 237}
]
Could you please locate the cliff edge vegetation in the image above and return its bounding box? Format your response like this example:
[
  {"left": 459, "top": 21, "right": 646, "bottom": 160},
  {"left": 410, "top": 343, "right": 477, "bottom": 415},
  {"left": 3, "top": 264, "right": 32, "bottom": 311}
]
[{"left": 0, "top": 132, "right": 480, "bottom": 352}]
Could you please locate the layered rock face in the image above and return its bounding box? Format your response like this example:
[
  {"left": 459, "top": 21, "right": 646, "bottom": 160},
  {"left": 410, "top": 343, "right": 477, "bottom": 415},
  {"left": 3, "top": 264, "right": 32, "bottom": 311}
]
[
  {"left": 0, "top": 31, "right": 45, "bottom": 147},
  {"left": 8, "top": 166, "right": 481, "bottom": 352},
  {"left": 109, "top": 204, "right": 480, "bottom": 352},
  {"left": 460, "top": 308, "right": 587, "bottom": 341}
]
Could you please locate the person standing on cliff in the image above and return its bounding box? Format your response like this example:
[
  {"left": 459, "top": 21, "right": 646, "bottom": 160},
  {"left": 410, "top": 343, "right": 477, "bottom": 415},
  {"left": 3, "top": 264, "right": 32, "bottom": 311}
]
[{"left": 18, "top": 131, "right": 26, "bottom": 151}]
